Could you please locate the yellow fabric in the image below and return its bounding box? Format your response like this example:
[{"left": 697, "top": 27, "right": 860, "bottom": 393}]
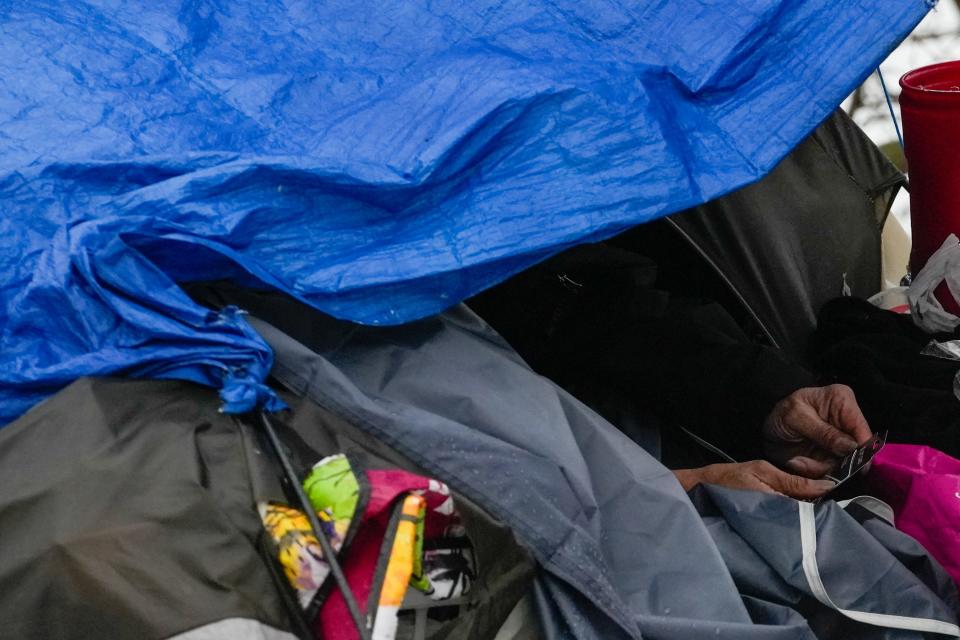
[{"left": 379, "top": 495, "right": 426, "bottom": 608}]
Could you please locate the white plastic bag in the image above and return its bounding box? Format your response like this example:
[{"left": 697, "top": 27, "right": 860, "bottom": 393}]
[{"left": 907, "top": 234, "right": 960, "bottom": 333}]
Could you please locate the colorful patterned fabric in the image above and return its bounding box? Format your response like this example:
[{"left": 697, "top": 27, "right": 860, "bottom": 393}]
[
  {"left": 421, "top": 545, "right": 474, "bottom": 601},
  {"left": 260, "top": 456, "right": 476, "bottom": 639},
  {"left": 258, "top": 503, "right": 340, "bottom": 608}
]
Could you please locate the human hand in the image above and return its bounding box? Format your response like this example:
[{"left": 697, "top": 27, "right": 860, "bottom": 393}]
[
  {"left": 762, "top": 384, "right": 873, "bottom": 479},
  {"left": 673, "top": 461, "right": 835, "bottom": 499}
]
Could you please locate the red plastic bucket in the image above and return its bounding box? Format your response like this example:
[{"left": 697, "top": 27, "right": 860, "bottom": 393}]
[{"left": 900, "top": 61, "right": 960, "bottom": 314}]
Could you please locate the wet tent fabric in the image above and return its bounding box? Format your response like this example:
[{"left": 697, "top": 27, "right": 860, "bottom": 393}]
[
  {"left": 190, "top": 283, "right": 960, "bottom": 639},
  {"left": 0, "top": 375, "right": 537, "bottom": 640},
  {"left": 0, "top": 378, "right": 297, "bottom": 640},
  {"left": 643, "top": 110, "right": 905, "bottom": 359},
  {"left": 2, "top": 284, "right": 956, "bottom": 640},
  {"left": 0, "top": 0, "right": 932, "bottom": 424},
  {"left": 243, "top": 305, "right": 776, "bottom": 640}
]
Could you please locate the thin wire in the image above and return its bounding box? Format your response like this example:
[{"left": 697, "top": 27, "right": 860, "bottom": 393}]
[
  {"left": 679, "top": 425, "right": 737, "bottom": 463},
  {"left": 256, "top": 412, "right": 372, "bottom": 640},
  {"left": 877, "top": 68, "right": 904, "bottom": 150}
]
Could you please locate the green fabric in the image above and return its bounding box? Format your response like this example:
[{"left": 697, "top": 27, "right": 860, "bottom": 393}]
[{"left": 303, "top": 454, "right": 360, "bottom": 524}]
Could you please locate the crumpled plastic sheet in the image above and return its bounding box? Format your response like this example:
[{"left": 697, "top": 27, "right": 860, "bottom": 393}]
[
  {"left": 919, "top": 337, "right": 960, "bottom": 403},
  {"left": 921, "top": 339, "right": 960, "bottom": 361},
  {"left": 908, "top": 234, "right": 960, "bottom": 334},
  {"left": 0, "top": 1, "right": 930, "bottom": 424}
]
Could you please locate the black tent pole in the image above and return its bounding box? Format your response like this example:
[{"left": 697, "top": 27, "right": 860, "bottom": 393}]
[{"left": 256, "top": 411, "right": 373, "bottom": 640}]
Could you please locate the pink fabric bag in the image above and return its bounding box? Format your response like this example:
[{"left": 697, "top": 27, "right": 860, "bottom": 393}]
[{"left": 866, "top": 444, "right": 960, "bottom": 584}]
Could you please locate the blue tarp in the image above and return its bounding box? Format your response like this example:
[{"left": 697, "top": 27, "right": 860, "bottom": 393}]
[{"left": 0, "top": 1, "right": 930, "bottom": 424}]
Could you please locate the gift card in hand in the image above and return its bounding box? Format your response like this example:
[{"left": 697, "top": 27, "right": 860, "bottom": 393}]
[{"left": 830, "top": 431, "right": 887, "bottom": 487}]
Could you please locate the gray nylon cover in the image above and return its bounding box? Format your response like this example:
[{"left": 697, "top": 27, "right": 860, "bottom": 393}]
[
  {"left": 250, "top": 309, "right": 762, "bottom": 640},
  {"left": 240, "top": 298, "right": 960, "bottom": 640},
  {"left": 691, "top": 486, "right": 960, "bottom": 640},
  {"left": 2, "top": 284, "right": 954, "bottom": 639}
]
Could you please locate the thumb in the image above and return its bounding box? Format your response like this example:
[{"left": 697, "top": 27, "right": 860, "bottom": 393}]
[
  {"left": 784, "top": 454, "right": 835, "bottom": 479},
  {"left": 762, "top": 465, "right": 836, "bottom": 500}
]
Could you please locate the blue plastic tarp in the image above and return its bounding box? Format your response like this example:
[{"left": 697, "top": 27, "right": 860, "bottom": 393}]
[{"left": 0, "top": 1, "right": 930, "bottom": 424}]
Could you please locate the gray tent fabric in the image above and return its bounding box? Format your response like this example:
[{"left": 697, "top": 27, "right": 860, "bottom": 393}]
[
  {"left": 624, "top": 110, "right": 905, "bottom": 359},
  {"left": 0, "top": 379, "right": 297, "bottom": 640},
  {"left": 491, "top": 594, "right": 539, "bottom": 640},
  {"left": 245, "top": 308, "right": 769, "bottom": 640},
  {"left": 237, "top": 300, "right": 782, "bottom": 636},
  {"left": 1, "top": 289, "right": 958, "bottom": 639},
  {"left": 0, "top": 309, "right": 534, "bottom": 638},
  {"left": 691, "top": 485, "right": 960, "bottom": 639},
  {"left": 0, "top": 375, "right": 535, "bottom": 640},
  {"left": 226, "top": 292, "right": 960, "bottom": 640}
]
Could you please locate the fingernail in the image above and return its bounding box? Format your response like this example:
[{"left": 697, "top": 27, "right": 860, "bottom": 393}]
[
  {"left": 838, "top": 436, "right": 857, "bottom": 454},
  {"left": 815, "top": 479, "right": 836, "bottom": 491}
]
